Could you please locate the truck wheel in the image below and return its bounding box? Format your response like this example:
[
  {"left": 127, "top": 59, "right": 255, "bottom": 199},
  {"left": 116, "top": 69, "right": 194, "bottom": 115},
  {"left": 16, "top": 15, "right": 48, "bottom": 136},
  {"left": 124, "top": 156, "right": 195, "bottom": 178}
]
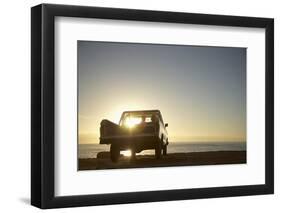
[
  {"left": 131, "top": 148, "right": 136, "bottom": 161},
  {"left": 155, "top": 141, "right": 162, "bottom": 159},
  {"left": 163, "top": 144, "right": 167, "bottom": 155},
  {"left": 110, "top": 144, "right": 120, "bottom": 163}
]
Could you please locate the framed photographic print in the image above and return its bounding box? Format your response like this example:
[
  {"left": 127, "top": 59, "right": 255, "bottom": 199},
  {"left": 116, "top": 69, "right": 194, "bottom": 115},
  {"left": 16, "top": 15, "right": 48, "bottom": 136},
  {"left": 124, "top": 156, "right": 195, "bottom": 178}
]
[{"left": 31, "top": 4, "right": 274, "bottom": 209}]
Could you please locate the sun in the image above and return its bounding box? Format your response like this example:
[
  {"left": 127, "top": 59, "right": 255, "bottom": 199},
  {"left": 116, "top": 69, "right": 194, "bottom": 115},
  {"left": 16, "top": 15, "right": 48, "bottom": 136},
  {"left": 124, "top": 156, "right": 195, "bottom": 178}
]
[
  {"left": 121, "top": 150, "right": 132, "bottom": 157},
  {"left": 124, "top": 117, "right": 142, "bottom": 128}
]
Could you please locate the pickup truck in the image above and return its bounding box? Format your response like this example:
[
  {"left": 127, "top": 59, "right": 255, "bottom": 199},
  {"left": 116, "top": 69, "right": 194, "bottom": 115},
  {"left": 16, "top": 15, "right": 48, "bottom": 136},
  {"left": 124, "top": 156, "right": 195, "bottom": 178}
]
[{"left": 99, "top": 110, "right": 169, "bottom": 162}]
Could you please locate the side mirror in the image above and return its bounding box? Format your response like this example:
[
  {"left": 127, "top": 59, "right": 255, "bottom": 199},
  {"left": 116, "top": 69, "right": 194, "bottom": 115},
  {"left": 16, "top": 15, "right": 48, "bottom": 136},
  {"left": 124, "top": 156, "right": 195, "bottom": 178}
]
[{"left": 165, "top": 123, "right": 168, "bottom": 127}]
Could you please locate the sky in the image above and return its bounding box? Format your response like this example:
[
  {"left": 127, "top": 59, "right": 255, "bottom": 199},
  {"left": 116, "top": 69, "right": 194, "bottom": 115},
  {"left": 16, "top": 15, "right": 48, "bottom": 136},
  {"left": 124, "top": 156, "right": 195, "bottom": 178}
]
[{"left": 78, "top": 41, "right": 246, "bottom": 144}]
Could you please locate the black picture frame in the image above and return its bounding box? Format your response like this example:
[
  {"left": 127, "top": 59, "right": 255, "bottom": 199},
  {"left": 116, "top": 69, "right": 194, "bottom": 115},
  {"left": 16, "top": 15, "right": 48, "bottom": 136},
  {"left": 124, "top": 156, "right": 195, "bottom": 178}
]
[{"left": 31, "top": 3, "right": 274, "bottom": 209}]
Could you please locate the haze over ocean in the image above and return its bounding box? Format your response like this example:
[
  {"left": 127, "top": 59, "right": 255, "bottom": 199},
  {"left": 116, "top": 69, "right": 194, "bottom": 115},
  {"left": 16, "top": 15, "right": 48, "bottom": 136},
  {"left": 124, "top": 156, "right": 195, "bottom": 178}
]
[{"left": 79, "top": 142, "right": 246, "bottom": 159}]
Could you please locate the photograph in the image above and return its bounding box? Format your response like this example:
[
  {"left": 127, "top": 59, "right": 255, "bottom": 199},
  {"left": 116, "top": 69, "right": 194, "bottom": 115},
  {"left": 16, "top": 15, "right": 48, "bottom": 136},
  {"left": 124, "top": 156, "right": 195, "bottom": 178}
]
[{"left": 78, "top": 41, "right": 247, "bottom": 170}]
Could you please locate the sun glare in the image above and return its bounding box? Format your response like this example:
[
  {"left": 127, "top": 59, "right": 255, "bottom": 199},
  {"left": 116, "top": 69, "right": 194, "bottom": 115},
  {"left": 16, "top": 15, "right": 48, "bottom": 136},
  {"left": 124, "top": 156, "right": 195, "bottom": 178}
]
[
  {"left": 122, "top": 150, "right": 132, "bottom": 157},
  {"left": 124, "top": 117, "right": 142, "bottom": 128}
]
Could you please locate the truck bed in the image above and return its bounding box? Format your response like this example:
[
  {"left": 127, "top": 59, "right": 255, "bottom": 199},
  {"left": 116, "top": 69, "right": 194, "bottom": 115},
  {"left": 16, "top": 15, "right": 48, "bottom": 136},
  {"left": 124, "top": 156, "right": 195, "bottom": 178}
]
[{"left": 99, "top": 119, "right": 157, "bottom": 145}]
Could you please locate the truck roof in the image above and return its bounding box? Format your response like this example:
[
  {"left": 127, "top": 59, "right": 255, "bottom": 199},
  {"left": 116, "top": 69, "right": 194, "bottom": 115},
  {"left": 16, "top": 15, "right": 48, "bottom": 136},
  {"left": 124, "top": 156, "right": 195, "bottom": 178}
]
[{"left": 122, "top": 109, "right": 161, "bottom": 114}]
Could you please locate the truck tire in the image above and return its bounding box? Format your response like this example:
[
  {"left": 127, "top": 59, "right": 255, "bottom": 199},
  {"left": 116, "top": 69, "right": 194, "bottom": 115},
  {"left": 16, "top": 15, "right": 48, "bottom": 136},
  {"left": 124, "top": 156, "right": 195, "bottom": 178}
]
[
  {"left": 163, "top": 144, "right": 167, "bottom": 155},
  {"left": 131, "top": 148, "right": 136, "bottom": 161},
  {"left": 110, "top": 144, "right": 120, "bottom": 163},
  {"left": 155, "top": 140, "right": 162, "bottom": 159}
]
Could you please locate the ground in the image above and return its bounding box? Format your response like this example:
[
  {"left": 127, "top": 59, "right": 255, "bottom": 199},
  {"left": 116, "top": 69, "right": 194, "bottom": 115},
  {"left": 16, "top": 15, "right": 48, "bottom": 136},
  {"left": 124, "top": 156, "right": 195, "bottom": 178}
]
[{"left": 78, "top": 151, "right": 246, "bottom": 170}]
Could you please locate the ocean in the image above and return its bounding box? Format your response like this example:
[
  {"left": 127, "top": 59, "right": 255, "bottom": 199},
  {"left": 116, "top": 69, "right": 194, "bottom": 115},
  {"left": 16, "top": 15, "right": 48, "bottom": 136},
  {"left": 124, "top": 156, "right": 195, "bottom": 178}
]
[{"left": 78, "top": 142, "right": 246, "bottom": 159}]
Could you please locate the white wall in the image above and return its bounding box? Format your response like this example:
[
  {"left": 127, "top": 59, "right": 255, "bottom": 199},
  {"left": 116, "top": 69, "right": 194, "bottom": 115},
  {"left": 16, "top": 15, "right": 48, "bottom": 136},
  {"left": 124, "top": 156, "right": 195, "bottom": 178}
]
[{"left": 0, "top": 0, "right": 279, "bottom": 212}]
